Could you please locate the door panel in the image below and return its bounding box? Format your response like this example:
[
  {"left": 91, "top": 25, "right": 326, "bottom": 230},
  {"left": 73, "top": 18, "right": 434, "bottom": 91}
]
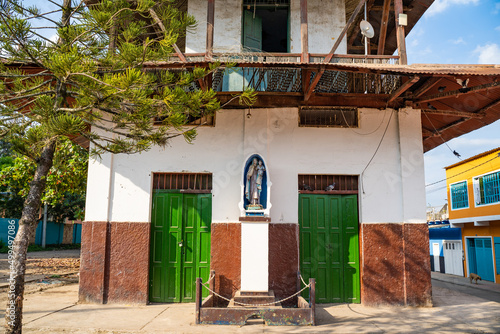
[
  {"left": 342, "top": 196, "right": 360, "bottom": 303},
  {"left": 299, "top": 194, "right": 360, "bottom": 303},
  {"left": 443, "top": 241, "right": 463, "bottom": 276},
  {"left": 432, "top": 243, "right": 440, "bottom": 273},
  {"left": 243, "top": 10, "right": 262, "bottom": 51},
  {"left": 467, "top": 238, "right": 495, "bottom": 282},
  {"left": 149, "top": 192, "right": 211, "bottom": 303},
  {"left": 476, "top": 239, "right": 494, "bottom": 282}
]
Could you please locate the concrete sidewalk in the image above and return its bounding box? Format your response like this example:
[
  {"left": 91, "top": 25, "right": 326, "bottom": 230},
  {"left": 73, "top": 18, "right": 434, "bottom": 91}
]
[
  {"left": 432, "top": 271, "right": 500, "bottom": 293},
  {"left": 5, "top": 275, "right": 500, "bottom": 334}
]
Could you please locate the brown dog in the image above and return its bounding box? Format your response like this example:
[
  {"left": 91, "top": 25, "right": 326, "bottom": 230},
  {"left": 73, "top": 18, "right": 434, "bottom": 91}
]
[{"left": 469, "top": 273, "right": 482, "bottom": 284}]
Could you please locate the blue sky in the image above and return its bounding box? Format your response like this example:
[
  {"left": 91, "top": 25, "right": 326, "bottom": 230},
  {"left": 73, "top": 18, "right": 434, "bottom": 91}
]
[{"left": 405, "top": 0, "right": 500, "bottom": 208}]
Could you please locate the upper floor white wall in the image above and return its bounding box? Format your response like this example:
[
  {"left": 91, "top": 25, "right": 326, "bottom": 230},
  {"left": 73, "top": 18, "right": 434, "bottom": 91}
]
[{"left": 185, "top": 0, "right": 347, "bottom": 54}]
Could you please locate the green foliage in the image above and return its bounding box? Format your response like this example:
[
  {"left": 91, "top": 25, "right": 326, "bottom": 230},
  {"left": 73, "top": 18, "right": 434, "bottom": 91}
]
[
  {"left": 0, "top": 1, "right": 258, "bottom": 331},
  {"left": 0, "top": 0, "right": 247, "bottom": 157},
  {"left": 0, "top": 139, "right": 88, "bottom": 221}
]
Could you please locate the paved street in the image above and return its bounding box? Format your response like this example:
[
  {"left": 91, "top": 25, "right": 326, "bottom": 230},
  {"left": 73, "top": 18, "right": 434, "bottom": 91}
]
[
  {"left": 432, "top": 279, "right": 500, "bottom": 304},
  {"left": 0, "top": 271, "right": 497, "bottom": 333}
]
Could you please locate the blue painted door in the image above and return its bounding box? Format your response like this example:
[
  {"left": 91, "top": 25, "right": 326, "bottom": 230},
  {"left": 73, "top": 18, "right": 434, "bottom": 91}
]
[{"left": 467, "top": 238, "right": 495, "bottom": 282}]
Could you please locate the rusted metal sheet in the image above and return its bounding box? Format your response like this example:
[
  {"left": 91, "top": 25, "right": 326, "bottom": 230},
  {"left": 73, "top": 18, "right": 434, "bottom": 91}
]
[
  {"left": 199, "top": 307, "right": 314, "bottom": 326},
  {"left": 196, "top": 274, "right": 315, "bottom": 326},
  {"left": 152, "top": 173, "right": 212, "bottom": 191}
]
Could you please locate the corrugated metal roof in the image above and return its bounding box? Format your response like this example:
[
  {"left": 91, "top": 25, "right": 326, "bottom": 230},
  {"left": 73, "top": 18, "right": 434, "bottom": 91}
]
[
  {"left": 332, "top": 63, "right": 500, "bottom": 76},
  {"left": 145, "top": 60, "right": 500, "bottom": 76}
]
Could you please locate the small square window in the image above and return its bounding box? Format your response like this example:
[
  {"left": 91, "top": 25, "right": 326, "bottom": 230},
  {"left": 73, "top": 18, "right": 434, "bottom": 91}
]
[
  {"left": 450, "top": 181, "right": 468, "bottom": 209},
  {"left": 299, "top": 107, "right": 358, "bottom": 128}
]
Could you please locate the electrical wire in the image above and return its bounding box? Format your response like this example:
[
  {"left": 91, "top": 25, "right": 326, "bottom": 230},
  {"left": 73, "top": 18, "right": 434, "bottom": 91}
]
[
  {"left": 423, "top": 111, "right": 462, "bottom": 160},
  {"left": 340, "top": 108, "right": 387, "bottom": 136},
  {"left": 425, "top": 153, "right": 500, "bottom": 187},
  {"left": 360, "top": 109, "right": 395, "bottom": 194}
]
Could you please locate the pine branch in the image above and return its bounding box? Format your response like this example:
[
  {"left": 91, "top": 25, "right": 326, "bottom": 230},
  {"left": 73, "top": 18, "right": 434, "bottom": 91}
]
[
  {"left": 0, "top": 79, "right": 54, "bottom": 97},
  {"left": 0, "top": 12, "right": 45, "bottom": 67},
  {"left": 25, "top": 10, "right": 62, "bottom": 22},
  {"left": 0, "top": 90, "right": 55, "bottom": 103},
  {"left": 68, "top": 73, "right": 125, "bottom": 92},
  {"left": 0, "top": 71, "right": 52, "bottom": 79}
]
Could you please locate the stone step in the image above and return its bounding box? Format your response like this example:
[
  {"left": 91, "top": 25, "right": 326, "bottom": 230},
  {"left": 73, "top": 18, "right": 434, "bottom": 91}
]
[{"left": 229, "top": 290, "right": 282, "bottom": 308}]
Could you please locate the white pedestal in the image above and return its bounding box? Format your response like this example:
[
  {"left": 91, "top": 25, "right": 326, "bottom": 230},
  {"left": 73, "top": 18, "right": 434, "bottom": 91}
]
[{"left": 240, "top": 222, "right": 269, "bottom": 292}]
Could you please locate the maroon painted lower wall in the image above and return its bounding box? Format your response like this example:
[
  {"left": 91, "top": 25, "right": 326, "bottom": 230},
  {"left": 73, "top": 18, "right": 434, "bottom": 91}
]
[
  {"left": 79, "top": 221, "right": 107, "bottom": 304},
  {"left": 211, "top": 223, "right": 241, "bottom": 300},
  {"left": 79, "top": 221, "right": 150, "bottom": 304},
  {"left": 210, "top": 222, "right": 299, "bottom": 306},
  {"left": 269, "top": 223, "right": 299, "bottom": 307},
  {"left": 361, "top": 223, "right": 432, "bottom": 306},
  {"left": 79, "top": 220, "right": 431, "bottom": 307}
]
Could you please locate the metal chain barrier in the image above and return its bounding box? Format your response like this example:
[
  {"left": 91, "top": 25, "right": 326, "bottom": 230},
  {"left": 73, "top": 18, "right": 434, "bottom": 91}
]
[{"left": 200, "top": 281, "right": 311, "bottom": 307}]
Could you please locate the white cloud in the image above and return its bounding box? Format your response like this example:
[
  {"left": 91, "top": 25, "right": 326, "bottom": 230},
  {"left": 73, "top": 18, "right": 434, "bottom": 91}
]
[
  {"left": 449, "top": 37, "right": 466, "bottom": 45},
  {"left": 427, "top": 0, "right": 480, "bottom": 16},
  {"left": 416, "top": 46, "right": 433, "bottom": 57},
  {"left": 495, "top": 26, "right": 500, "bottom": 32},
  {"left": 410, "top": 39, "right": 419, "bottom": 47},
  {"left": 49, "top": 34, "right": 59, "bottom": 43},
  {"left": 474, "top": 43, "right": 500, "bottom": 64},
  {"left": 494, "top": 2, "right": 500, "bottom": 14}
]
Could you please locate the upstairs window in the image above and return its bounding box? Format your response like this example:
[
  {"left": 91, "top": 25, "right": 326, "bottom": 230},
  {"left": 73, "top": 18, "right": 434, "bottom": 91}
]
[
  {"left": 450, "top": 181, "right": 469, "bottom": 210},
  {"left": 473, "top": 170, "right": 500, "bottom": 206},
  {"left": 299, "top": 107, "right": 358, "bottom": 128},
  {"left": 242, "top": 0, "right": 290, "bottom": 52}
]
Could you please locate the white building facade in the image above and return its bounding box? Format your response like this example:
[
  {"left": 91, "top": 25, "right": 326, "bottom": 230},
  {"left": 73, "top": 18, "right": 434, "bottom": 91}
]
[{"left": 79, "top": 0, "right": 434, "bottom": 307}]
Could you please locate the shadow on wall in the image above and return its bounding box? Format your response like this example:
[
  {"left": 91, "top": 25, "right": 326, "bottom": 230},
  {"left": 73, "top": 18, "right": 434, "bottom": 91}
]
[{"left": 361, "top": 223, "right": 432, "bottom": 306}]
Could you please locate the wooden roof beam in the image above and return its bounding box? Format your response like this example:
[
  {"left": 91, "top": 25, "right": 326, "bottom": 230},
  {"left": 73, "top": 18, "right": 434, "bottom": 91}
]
[
  {"left": 394, "top": 0, "right": 407, "bottom": 64},
  {"left": 421, "top": 127, "right": 435, "bottom": 137},
  {"left": 388, "top": 76, "right": 420, "bottom": 103},
  {"left": 347, "top": 0, "right": 377, "bottom": 48},
  {"left": 421, "top": 109, "right": 485, "bottom": 119},
  {"left": 149, "top": 8, "right": 186, "bottom": 62},
  {"left": 371, "top": 5, "right": 413, "bottom": 11},
  {"left": 325, "top": 0, "right": 367, "bottom": 63},
  {"left": 377, "top": 0, "right": 391, "bottom": 55},
  {"left": 304, "top": 68, "right": 325, "bottom": 101},
  {"left": 412, "top": 77, "right": 441, "bottom": 99},
  {"left": 478, "top": 98, "right": 500, "bottom": 115},
  {"left": 425, "top": 119, "right": 468, "bottom": 138},
  {"left": 218, "top": 91, "right": 390, "bottom": 108},
  {"left": 417, "top": 81, "right": 500, "bottom": 103},
  {"left": 206, "top": 0, "right": 214, "bottom": 61},
  {"left": 300, "top": 0, "right": 309, "bottom": 62},
  {"left": 309, "top": 0, "right": 368, "bottom": 100}
]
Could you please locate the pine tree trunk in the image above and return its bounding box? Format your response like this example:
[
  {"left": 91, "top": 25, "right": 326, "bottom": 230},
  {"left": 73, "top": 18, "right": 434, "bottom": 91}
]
[{"left": 4, "top": 140, "right": 56, "bottom": 334}]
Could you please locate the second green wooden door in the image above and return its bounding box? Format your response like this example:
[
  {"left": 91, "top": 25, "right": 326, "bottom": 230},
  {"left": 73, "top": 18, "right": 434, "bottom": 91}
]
[
  {"left": 299, "top": 194, "right": 360, "bottom": 303},
  {"left": 149, "top": 192, "right": 211, "bottom": 303}
]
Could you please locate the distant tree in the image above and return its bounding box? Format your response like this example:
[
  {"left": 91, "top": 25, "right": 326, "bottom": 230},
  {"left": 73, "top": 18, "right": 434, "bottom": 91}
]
[
  {"left": 0, "top": 140, "right": 13, "bottom": 157},
  {"left": 0, "top": 139, "right": 87, "bottom": 221},
  {"left": 0, "top": 0, "right": 254, "bottom": 332}
]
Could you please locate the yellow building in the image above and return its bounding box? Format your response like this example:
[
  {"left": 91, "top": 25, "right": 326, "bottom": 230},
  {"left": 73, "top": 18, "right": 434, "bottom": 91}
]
[{"left": 446, "top": 148, "right": 500, "bottom": 283}]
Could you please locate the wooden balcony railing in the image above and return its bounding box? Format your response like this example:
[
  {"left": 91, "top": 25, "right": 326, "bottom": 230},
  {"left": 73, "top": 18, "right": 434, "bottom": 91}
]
[{"left": 168, "top": 52, "right": 400, "bottom": 65}]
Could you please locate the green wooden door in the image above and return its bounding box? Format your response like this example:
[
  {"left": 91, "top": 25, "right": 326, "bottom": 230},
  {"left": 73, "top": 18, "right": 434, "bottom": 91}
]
[
  {"left": 149, "top": 192, "right": 211, "bottom": 303},
  {"left": 299, "top": 194, "right": 360, "bottom": 303},
  {"left": 243, "top": 10, "right": 262, "bottom": 51}
]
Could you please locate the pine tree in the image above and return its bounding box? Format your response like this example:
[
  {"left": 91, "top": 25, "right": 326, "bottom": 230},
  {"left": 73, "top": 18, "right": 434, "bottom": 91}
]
[{"left": 0, "top": 0, "right": 254, "bottom": 332}]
